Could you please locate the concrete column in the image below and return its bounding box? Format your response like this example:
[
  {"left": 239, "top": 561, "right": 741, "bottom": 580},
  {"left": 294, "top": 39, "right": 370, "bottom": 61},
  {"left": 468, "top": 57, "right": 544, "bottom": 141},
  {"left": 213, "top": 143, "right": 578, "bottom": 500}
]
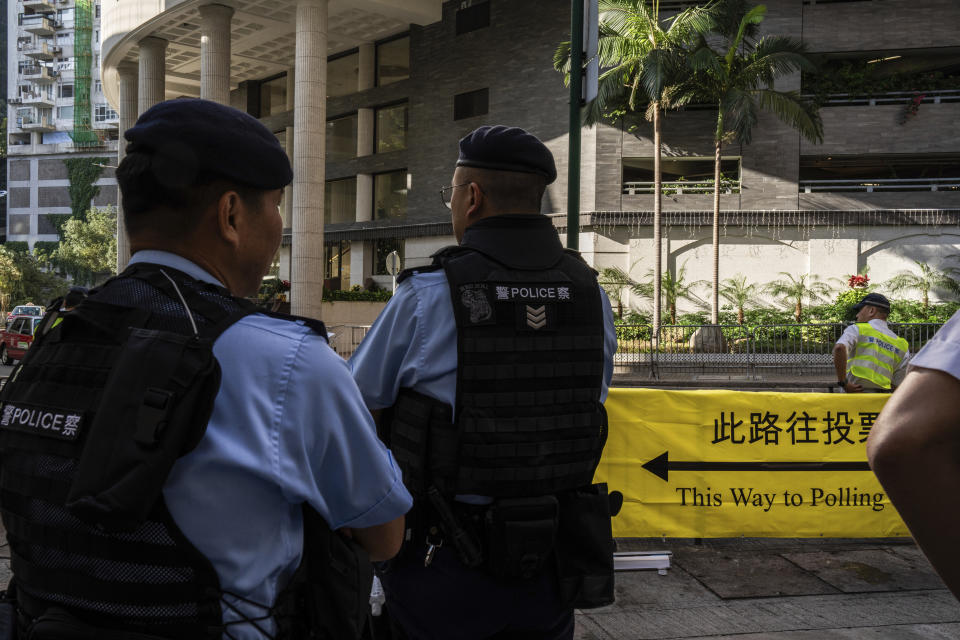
[
  {"left": 356, "top": 173, "right": 372, "bottom": 222},
  {"left": 284, "top": 68, "right": 295, "bottom": 228},
  {"left": 357, "top": 108, "right": 374, "bottom": 156},
  {"left": 199, "top": 4, "right": 234, "bottom": 104},
  {"left": 349, "top": 241, "right": 368, "bottom": 288},
  {"left": 116, "top": 61, "right": 139, "bottom": 271},
  {"left": 137, "top": 37, "right": 167, "bottom": 114},
  {"left": 358, "top": 42, "right": 375, "bottom": 91},
  {"left": 291, "top": 0, "right": 327, "bottom": 319}
]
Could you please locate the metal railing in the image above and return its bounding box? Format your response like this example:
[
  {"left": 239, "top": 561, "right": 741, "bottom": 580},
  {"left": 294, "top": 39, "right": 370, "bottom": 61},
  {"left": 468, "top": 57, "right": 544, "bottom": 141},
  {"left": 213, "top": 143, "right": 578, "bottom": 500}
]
[
  {"left": 805, "top": 89, "right": 960, "bottom": 106},
  {"left": 327, "top": 324, "right": 371, "bottom": 360},
  {"left": 615, "top": 322, "right": 943, "bottom": 380},
  {"left": 324, "top": 321, "right": 944, "bottom": 381},
  {"left": 799, "top": 177, "right": 960, "bottom": 193},
  {"left": 622, "top": 180, "right": 741, "bottom": 195}
]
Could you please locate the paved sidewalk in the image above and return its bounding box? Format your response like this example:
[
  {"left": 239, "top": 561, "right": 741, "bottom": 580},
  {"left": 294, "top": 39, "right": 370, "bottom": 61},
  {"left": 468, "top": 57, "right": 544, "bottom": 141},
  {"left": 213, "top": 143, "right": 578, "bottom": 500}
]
[{"left": 577, "top": 538, "right": 960, "bottom": 640}]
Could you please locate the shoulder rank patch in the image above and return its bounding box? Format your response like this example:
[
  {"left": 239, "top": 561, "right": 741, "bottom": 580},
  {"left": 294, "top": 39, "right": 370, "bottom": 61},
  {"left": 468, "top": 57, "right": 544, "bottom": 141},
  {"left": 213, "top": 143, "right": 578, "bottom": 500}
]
[{"left": 0, "top": 401, "right": 84, "bottom": 441}]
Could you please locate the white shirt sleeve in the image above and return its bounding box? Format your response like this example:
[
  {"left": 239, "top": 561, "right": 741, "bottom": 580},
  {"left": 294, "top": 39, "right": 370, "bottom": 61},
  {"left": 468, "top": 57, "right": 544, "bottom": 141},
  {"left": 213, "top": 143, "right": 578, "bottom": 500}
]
[
  {"left": 909, "top": 310, "right": 960, "bottom": 382},
  {"left": 835, "top": 324, "right": 860, "bottom": 354}
]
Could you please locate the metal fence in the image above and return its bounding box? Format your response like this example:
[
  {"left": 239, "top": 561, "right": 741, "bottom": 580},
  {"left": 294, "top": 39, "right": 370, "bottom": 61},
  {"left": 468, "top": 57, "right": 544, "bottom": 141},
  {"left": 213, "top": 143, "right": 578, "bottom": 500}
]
[
  {"left": 616, "top": 322, "right": 944, "bottom": 380},
  {"left": 327, "top": 324, "right": 371, "bottom": 360},
  {"left": 324, "top": 321, "right": 944, "bottom": 381}
]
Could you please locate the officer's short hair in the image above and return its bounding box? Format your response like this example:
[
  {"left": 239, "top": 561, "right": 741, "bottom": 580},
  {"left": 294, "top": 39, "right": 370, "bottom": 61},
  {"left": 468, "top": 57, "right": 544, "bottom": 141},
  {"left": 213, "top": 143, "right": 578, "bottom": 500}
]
[
  {"left": 458, "top": 166, "right": 547, "bottom": 211},
  {"left": 117, "top": 154, "right": 263, "bottom": 238}
]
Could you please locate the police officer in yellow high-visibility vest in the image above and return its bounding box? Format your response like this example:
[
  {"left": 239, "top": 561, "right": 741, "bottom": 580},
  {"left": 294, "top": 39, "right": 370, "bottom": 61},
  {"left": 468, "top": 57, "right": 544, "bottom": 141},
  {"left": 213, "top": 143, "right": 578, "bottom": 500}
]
[{"left": 833, "top": 293, "right": 910, "bottom": 392}]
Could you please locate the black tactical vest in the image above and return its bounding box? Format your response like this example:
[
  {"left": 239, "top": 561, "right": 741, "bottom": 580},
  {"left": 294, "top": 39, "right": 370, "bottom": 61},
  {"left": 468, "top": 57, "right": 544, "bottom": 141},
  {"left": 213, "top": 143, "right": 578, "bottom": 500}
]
[
  {"left": 0, "top": 263, "right": 373, "bottom": 639},
  {"left": 387, "top": 216, "right": 614, "bottom": 605}
]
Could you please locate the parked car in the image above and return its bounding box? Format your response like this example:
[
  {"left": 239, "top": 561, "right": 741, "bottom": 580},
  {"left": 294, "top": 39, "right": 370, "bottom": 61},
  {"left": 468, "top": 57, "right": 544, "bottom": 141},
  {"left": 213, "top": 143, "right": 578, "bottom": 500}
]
[
  {"left": 6, "top": 304, "right": 44, "bottom": 327},
  {"left": 0, "top": 316, "right": 42, "bottom": 365}
]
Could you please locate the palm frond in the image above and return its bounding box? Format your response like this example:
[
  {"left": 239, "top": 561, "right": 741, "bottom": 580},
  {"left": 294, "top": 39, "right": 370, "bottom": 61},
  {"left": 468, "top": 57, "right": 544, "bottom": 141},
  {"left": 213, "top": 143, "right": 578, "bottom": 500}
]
[
  {"left": 752, "top": 89, "right": 824, "bottom": 143},
  {"left": 721, "top": 87, "right": 758, "bottom": 144}
]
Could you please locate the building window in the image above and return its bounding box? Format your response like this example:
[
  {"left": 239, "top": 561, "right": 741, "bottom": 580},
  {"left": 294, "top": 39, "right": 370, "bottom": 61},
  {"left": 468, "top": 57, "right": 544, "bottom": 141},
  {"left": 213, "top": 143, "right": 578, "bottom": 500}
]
[
  {"left": 57, "top": 32, "right": 74, "bottom": 44},
  {"left": 95, "top": 3, "right": 101, "bottom": 18},
  {"left": 454, "top": 88, "right": 489, "bottom": 120},
  {"left": 324, "top": 177, "right": 357, "bottom": 225},
  {"left": 375, "top": 103, "right": 408, "bottom": 153},
  {"left": 94, "top": 103, "right": 118, "bottom": 122},
  {"left": 376, "top": 36, "right": 409, "bottom": 87},
  {"left": 373, "top": 171, "right": 408, "bottom": 221},
  {"left": 622, "top": 157, "right": 741, "bottom": 194},
  {"left": 373, "top": 238, "right": 404, "bottom": 276},
  {"left": 327, "top": 114, "right": 358, "bottom": 161},
  {"left": 58, "top": 8, "right": 75, "bottom": 24},
  {"left": 456, "top": 1, "right": 491, "bottom": 35},
  {"left": 94, "top": 80, "right": 102, "bottom": 93},
  {"left": 57, "top": 105, "right": 74, "bottom": 120},
  {"left": 58, "top": 84, "right": 74, "bottom": 99},
  {"left": 259, "top": 74, "right": 287, "bottom": 117},
  {"left": 328, "top": 51, "right": 359, "bottom": 98}
]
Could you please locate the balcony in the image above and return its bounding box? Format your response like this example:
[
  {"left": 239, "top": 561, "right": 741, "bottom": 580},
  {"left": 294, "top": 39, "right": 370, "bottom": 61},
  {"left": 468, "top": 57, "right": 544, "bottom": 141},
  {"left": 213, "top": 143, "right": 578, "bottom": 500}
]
[
  {"left": 21, "top": 91, "right": 55, "bottom": 108},
  {"left": 21, "top": 65, "right": 57, "bottom": 84},
  {"left": 20, "top": 115, "right": 57, "bottom": 133},
  {"left": 22, "top": 17, "right": 57, "bottom": 36},
  {"left": 21, "top": 41, "right": 56, "bottom": 61},
  {"left": 22, "top": 0, "right": 57, "bottom": 13}
]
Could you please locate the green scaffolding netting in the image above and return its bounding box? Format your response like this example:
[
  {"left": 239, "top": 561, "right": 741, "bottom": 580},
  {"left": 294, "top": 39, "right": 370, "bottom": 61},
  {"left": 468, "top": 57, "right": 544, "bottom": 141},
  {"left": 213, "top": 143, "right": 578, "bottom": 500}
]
[{"left": 68, "top": 0, "right": 99, "bottom": 147}]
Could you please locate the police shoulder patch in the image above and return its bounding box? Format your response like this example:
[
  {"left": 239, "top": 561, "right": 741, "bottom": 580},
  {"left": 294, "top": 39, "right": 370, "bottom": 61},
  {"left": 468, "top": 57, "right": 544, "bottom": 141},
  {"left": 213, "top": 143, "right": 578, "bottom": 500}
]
[{"left": 0, "top": 401, "right": 84, "bottom": 441}]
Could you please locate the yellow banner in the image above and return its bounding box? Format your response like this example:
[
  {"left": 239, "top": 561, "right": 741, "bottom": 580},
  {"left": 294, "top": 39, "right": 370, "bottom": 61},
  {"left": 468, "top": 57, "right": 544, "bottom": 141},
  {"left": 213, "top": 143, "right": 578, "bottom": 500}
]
[{"left": 597, "top": 388, "right": 907, "bottom": 538}]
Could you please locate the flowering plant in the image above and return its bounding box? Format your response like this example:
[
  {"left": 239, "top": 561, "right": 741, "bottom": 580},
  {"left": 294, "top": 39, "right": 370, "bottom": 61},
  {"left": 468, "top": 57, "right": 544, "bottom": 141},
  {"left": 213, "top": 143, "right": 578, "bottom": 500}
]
[{"left": 847, "top": 274, "right": 870, "bottom": 289}]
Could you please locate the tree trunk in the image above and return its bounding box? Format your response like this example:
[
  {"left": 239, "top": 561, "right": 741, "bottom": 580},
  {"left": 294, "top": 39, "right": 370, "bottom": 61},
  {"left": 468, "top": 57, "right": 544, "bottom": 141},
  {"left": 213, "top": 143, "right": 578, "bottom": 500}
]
[
  {"left": 653, "top": 104, "right": 663, "bottom": 336},
  {"left": 711, "top": 139, "right": 722, "bottom": 324},
  {"left": 795, "top": 300, "right": 802, "bottom": 323},
  {"left": 738, "top": 306, "right": 744, "bottom": 325},
  {"left": 670, "top": 300, "right": 676, "bottom": 325}
]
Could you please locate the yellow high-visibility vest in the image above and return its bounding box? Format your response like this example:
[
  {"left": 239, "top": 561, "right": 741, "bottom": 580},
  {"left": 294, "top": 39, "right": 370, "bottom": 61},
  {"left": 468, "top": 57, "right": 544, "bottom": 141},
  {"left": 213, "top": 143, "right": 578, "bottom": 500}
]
[{"left": 848, "top": 323, "right": 909, "bottom": 389}]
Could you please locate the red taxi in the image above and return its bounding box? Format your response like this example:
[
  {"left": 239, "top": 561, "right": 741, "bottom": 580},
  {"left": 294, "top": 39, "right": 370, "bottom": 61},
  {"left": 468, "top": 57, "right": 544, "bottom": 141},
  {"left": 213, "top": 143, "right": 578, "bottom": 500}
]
[{"left": 1, "top": 315, "right": 42, "bottom": 365}]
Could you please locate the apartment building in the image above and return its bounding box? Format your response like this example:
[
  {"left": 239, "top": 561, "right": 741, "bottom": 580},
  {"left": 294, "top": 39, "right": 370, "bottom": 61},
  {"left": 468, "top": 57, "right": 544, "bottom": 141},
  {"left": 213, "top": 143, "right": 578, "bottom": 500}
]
[
  {"left": 96, "top": 0, "right": 960, "bottom": 313},
  {"left": 6, "top": 0, "right": 119, "bottom": 250}
]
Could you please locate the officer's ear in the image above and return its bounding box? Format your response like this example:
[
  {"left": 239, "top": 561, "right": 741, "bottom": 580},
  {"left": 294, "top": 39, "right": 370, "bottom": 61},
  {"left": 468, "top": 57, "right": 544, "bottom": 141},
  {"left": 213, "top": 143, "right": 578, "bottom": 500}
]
[
  {"left": 466, "top": 181, "right": 485, "bottom": 218},
  {"left": 214, "top": 190, "right": 244, "bottom": 249}
]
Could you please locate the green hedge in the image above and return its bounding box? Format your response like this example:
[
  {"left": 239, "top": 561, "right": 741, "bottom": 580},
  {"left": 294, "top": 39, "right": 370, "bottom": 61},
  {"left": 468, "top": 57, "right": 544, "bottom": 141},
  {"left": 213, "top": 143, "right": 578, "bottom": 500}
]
[
  {"left": 3, "top": 241, "right": 29, "bottom": 254},
  {"left": 322, "top": 289, "right": 393, "bottom": 302}
]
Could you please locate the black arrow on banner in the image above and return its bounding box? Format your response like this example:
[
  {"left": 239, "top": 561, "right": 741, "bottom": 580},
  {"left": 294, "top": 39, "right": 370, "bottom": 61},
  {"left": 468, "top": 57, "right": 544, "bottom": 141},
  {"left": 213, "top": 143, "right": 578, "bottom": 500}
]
[{"left": 641, "top": 451, "right": 871, "bottom": 482}]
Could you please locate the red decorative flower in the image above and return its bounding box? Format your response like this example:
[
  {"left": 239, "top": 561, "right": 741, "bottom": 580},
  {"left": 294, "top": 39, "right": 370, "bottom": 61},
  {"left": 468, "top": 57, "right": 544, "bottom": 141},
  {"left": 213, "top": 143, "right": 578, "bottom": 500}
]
[{"left": 847, "top": 275, "right": 870, "bottom": 289}]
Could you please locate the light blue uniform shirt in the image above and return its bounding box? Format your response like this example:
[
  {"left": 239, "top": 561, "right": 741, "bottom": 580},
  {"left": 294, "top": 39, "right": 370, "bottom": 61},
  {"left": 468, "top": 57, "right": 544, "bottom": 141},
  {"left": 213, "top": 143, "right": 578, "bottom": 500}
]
[
  {"left": 349, "top": 269, "right": 617, "bottom": 413},
  {"left": 129, "top": 251, "right": 412, "bottom": 640}
]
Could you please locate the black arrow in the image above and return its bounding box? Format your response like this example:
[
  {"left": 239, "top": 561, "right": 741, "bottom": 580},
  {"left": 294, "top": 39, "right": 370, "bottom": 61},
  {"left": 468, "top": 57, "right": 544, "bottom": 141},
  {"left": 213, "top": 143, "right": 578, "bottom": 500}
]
[{"left": 641, "top": 451, "right": 871, "bottom": 482}]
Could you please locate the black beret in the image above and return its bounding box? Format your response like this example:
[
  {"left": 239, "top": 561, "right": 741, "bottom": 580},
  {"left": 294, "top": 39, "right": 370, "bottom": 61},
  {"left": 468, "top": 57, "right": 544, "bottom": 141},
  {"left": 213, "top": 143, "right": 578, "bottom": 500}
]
[
  {"left": 124, "top": 98, "right": 292, "bottom": 190},
  {"left": 457, "top": 125, "right": 557, "bottom": 184}
]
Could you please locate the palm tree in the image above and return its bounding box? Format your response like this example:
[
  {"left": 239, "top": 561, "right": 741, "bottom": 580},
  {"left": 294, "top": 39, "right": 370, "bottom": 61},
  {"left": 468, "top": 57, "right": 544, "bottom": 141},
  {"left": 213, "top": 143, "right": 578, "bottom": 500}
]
[
  {"left": 719, "top": 273, "right": 763, "bottom": 324},
  {"left": 687, "top": 0, "right": 823, "bottom": 323},
  {"left": 599, "top": 266, "right": 634, "bottom": 319},
  {"left": 633, "top": 261, "right": 708, "bottom": 324},
  {"left": 886, "top": 261, "right": 960, "bottom": 311},
  {"left": 766, "top": 272, "right": 833, "bottom": 323},
  {"left": 554, "top": 0, "right": 711, "bottom": 335}
]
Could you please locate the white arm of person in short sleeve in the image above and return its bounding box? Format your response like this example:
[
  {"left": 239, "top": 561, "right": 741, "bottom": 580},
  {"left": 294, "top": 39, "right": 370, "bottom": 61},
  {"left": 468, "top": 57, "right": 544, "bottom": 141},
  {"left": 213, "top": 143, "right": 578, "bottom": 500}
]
[
  {"left": 276, "top": 332, "right": 412, "bottom": 561},
  {"left": 868, "top": 310, "right": 960, "bottom": 600}
]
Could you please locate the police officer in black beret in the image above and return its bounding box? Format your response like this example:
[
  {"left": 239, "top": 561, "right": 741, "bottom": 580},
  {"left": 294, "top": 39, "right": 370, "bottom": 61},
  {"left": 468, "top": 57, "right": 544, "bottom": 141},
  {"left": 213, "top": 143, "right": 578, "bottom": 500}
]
[
  {"left": 350, "top": 125, "right": 619, "bottom": 639},
  {"left": 0, "top": 99, "right": 411, "bottom": 639}
]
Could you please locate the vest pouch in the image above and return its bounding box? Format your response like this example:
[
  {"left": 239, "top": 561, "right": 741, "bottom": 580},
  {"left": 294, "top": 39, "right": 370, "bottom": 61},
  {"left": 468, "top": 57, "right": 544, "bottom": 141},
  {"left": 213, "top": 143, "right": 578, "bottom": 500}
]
[
  {"left": 283, "top": 506, "right": 374, "bottom": 640},
  {"left": 65, "top": 328, "right": 221, "bottom": 532},
  {"left": 555, "top": 483, "right": 615, "bottom": 609},
  {"left": 483, "top": 495, "right": 558, "bottom": 580},
  {"left": 24, "top": 607, "right": 171, "bottom": 640}
]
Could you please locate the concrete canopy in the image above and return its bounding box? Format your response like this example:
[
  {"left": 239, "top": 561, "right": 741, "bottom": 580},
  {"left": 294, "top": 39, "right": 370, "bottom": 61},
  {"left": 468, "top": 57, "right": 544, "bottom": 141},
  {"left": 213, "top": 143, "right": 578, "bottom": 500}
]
[{"left": 99, "top": 0, "right": 441, "bottom": 111}]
